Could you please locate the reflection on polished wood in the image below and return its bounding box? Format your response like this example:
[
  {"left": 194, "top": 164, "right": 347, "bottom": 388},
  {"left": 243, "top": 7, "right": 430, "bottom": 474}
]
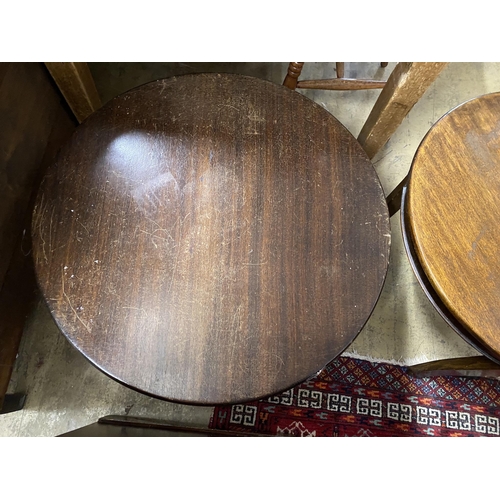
[{"left": 32, "top": 74, "right": 390, "bottom": 404}]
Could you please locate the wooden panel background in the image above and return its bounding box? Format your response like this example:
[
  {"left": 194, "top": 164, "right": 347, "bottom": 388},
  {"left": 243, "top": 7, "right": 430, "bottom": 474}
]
[{"left": 0, "top": 62, "right": 76, "bottom": 408}]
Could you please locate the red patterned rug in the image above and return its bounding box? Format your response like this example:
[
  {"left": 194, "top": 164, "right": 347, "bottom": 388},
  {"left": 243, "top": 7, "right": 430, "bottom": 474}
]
[{"left": 209, "top": 356, "right": 500, "bottom": 436}]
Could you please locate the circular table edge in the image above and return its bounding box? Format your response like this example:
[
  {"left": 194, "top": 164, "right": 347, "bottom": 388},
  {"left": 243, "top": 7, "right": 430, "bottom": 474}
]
[{"left": 32, "top": 72, "right": 392, "bottom": 405}]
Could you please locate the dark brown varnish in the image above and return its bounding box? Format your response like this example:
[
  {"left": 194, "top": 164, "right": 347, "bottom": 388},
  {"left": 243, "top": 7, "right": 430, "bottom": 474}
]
[
  {"left": 0, "top": 62, "right": 76, "bottom": 410},
  {"left": 32, "top": 74, "right": 390, "bottom": 404}
]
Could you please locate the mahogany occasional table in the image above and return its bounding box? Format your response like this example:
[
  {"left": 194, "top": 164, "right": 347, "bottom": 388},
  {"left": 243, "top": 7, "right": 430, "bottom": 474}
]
[{"left": 32, "top": 74, "right": 390, "bottom": 405}]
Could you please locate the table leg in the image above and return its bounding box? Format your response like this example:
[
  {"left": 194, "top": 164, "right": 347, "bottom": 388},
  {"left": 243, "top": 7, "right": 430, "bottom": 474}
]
[
  {"left": 0, "top": 393, "right": 26, "bottom": 415},
  {"left": 386, "top": 175, "right": 408, "bottom": 217}
]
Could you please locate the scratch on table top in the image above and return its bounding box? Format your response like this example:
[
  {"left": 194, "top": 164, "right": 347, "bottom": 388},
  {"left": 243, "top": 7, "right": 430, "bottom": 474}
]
[
  {"left": 61, "top": 266, "right": 91, "bottom": 334},
  {"left": 468, "top": 226, "right": 489, "bottom": 260},
  {"left": 272, "top": 352, "right": 285, "bottom": 374},
  {"left": 77, "top": 220, "right": 90, "bottom": 236},
  {"left": 138, "top": 229, "right": 171, "bottom": 242},
  {"left": 218, "top": 104, "right": 240, "bottom": 112}
]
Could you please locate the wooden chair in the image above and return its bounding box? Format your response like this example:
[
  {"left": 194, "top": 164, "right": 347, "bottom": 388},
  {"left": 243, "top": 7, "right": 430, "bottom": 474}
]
[
  {"left": 389, "top": 92, "right": 500, "bottom": 377},
  {"left": 44, "top": 62, "right": 446, "bottom": 162},
  {"left": 283, "top": 62, "right": 388, "bottom": 91}
]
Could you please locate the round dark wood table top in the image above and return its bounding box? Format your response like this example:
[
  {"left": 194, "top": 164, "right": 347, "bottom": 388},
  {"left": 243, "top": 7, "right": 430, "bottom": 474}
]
[
  {"left": 408, "top": 92, "right": 500, "bottom": 360},
  {"left": 32, "top": 74, "right": 390, "bottom": 404}
]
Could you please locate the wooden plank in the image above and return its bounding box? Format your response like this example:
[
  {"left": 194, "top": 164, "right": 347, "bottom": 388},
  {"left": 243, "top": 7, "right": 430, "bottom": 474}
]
[
  {"left": 0, "top": 63, "right": 72, "bottom": 290},
  {"left": 358, "top": 62, "right": 448, "bottom": 159},
  {"left": 99, "top": 415, "right": 270, "bottom": 437},
  {"left": 45, "top": 62, "right": 101, "bottom": 122},
  {"left": 0, "top": 223, "right": 37, "bottom": 410},
  {"left": 408, "top": 356, "right": 500, "bottom": 378},
  {"left": 0, "top": 63, "right": 10, "bottom": 87},
  {"left": 297, "top": 78, "right": 385, "bottom": 90},
  {"left": 60, "top": 415, "right": 271, "bottom": 437},
  {"left": 0, "top": 62, "right": 76, "bottom": 410}
]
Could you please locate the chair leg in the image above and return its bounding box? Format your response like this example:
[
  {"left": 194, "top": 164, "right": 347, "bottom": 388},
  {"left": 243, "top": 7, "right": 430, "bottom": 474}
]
[
  {"left": 358, "top": 62, "right": 448, "bottom": 159},
  {"left": 283, "top": 62, "right": 304, "bottom": 90},
  {"left": 336, "top": 62, "right": 345, "bottom": 78},
  {"left": 45, "top": 63, "right": 102, "bottom": 123}
]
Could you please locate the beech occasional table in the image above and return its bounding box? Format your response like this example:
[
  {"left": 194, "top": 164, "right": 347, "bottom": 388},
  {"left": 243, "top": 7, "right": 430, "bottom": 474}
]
[
  {"left": 32, "top": 74, "right": 390, "bottom": 404},
  {"left": 402, "top": 92, "right": 500, "bottom": 364}
]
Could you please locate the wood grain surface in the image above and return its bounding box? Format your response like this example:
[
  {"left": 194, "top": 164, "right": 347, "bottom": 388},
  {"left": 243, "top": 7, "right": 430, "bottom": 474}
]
[
  {"left": 358, "top": 62, "right": 448, "bottom": 159},
  {"left": 401, "top": 184, "right": 500, "bottom": 363},
  {"left": 45, "top": 63, "right": 102, "bottom": 123},
  {"left": 408, "top": 356, "right": 500, "bottom": 378},
  {"left": 282, "top": 62, "right": 304, "bottom": 90},
  {"left": 32, "top": 73, "right": 390, "bottom": 404},
  {"left": 296, "top": 78, "right": 385, "bottom": 91},
  {"left": 408, "top": 92, "right": 500, "bottom": 360},
  {"left": 0, "top": 62, "right": 76, "bottom": 408}
]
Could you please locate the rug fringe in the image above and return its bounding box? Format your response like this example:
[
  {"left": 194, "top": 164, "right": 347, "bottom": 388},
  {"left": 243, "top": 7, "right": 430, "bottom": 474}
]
[{"left": 341, "top": 350, "right": 432, "bottom": 367}]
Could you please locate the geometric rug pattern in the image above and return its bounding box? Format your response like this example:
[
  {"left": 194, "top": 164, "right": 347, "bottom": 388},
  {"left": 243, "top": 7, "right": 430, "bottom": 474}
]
[{"left": 209, "top": 357, "right": 500, "bottom": 436}]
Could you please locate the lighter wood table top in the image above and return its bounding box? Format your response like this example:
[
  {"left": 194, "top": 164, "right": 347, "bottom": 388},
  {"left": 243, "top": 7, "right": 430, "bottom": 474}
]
[
  {"left": 32, "top": 74, "right": 390, "bottom": 404},
  {"left": 408, "top": 92, "right": 500, "bottom": 360}
]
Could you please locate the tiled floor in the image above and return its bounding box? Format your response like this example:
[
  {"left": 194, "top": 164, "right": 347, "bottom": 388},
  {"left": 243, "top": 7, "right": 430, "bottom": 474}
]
[{"left": 1, "top": 62, "right": 498, "bottom": 436}]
